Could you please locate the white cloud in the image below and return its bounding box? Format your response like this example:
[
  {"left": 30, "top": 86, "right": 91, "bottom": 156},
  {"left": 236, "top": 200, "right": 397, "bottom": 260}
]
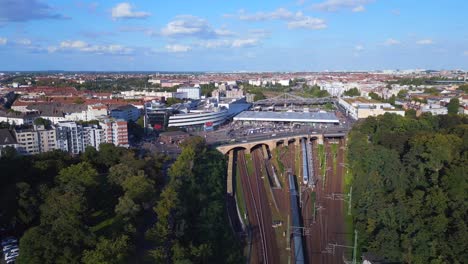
[
  {"left": 166, "top": 44, "right": 191, "bottom": 53},
  {"left": 384, "top": 38, "right": 401, "bottom": 46},
  {"left": 352, "top": 5, "right": 365, "bottom": 12},
  {"left": 214, "top": 29, "right": 235, "bottom": 36},
  {"left": 0, "top": 38, "right": 7, "bottom": 45},
  {"left": 198, "top": 38, "right": 260, "bottom": 49},
  {"left": 236, "top": 8, "right": 296, "bottom": 21},
  {"left": 287, "top": 17, "right": 327, "bottom": 30},
  {"left": 313, "top": 0, "right": 374, "bottom": 12},
  {"left": 297, "top": 0, "right": 306, "bottom": 5},
  {"left": 49, "top": 40, "right": 133, "bottom": 54},
  {"left": 111, "top": 2, "right": 150, "bottom": 20},
  {"left": 198, "top": 40, "right": 231, "bottom": 49},
  {"left": 416, "top": 39, "right": 433, "bottom": 45},
  {"left": 232, "top": 39, "right": 259, "bottom": 48},
  {"left": 391, "top": 9, "right": 401, "bottom": 16},
  {"left": 463, "top": 51, "right": 468, "bottom": 56},
  {"left": 161, "top": 15, "right": 229, "bottom": 38},
  {"left": 16, "top": 39, "right": 32, "bottom": 45},
  {"left": 228, "top": 8, "right": 327, "bottom": 30},
  {"left": 355, "top": 45, "right": 364, "bottom": 51}
]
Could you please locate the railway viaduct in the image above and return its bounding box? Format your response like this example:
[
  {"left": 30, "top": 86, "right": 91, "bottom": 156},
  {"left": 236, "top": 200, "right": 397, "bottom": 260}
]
[{"left": 217, "top": 132, "right": 345, "bottom": 194}]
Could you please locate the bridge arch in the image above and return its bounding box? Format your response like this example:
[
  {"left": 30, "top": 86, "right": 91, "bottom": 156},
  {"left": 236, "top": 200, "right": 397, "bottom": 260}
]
[{"left": 249, "top": 142, "right": 274, "bottom": 154}]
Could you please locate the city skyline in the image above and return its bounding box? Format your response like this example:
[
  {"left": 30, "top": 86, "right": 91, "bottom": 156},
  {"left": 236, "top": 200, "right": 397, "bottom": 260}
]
[{"left": 1, "top": 0, "right": 467, "bottom": 71}]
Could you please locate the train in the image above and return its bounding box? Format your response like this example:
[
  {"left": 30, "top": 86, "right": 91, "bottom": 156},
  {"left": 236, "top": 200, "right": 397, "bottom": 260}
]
[
  {"left": 301, "top": 139, "right": 309, "bottom": 185},
  {"left": 289, "top": 173, "right": 305, "bottom": 264},
  {"left": 301, "top": 139, "right": 315, "bottom": 187}
]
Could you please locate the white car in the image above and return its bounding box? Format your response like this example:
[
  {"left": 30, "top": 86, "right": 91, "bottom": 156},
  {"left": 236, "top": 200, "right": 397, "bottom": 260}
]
[
  {"left": 1, "top": 238, "right": 17, "bottom": 247},
  {"left": 5, "top": 252, "right": 19, "bottom": 261},
  {"left": 3, "top": 245, "right": 17, "bottom": 253}
]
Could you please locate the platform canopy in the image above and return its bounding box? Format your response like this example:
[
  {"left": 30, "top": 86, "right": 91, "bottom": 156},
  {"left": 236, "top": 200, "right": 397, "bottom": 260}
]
[{"left": 233, "top": 111, "right": 340, "bottom": 123}]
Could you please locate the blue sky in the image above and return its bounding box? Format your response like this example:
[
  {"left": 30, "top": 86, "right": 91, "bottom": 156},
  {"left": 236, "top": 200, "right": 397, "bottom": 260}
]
[{"left": 0, "top": 0, "right": 467, "bottom": 71}]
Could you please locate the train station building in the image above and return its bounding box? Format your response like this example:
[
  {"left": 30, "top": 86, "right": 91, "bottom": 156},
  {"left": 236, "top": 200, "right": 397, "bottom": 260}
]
[{"left": 232, "top": 111, "right": 340, "bottom": 126}]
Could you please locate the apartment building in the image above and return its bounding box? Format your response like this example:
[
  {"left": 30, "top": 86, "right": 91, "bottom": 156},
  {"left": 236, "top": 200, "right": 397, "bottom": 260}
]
[
  {"left": 177, "top": 87, "right": 200, "bottom": 100},
  {"left": 339, "top": 97, "right": 405, "bottom": 119},
  {"left": 110, "top": 105, "right": 140, "bottom": 122},
  {"left": 56, "top": 121, "right": 84, "bottom": 154},
  {"left": 15, "top": 128, "right": 40, "bottom": 155},
  {"left": 13, "top": 125, "right": 57, "bottom": 155},
  {"left": 100, "top": 119, "right": 129, "bottom": 147},
  {"left": 83, "top": 125, "right": 105, "bottom": 150},
  {"left": 0, "top": 129, "right": 19, "bottom": 157}
]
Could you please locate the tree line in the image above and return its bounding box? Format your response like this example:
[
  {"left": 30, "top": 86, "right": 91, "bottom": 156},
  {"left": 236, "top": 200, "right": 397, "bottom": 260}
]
[
  {"left": 348, "top": 113, "right": 467, "bottom": 263},
  {"left": 0, "top": 138, "right": 242, "bottom": 263}
]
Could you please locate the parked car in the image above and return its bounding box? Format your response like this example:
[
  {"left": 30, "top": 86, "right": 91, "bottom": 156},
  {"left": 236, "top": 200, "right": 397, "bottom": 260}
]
[{"left": 1, "top": 238, "right": 17, "bottom": 247}]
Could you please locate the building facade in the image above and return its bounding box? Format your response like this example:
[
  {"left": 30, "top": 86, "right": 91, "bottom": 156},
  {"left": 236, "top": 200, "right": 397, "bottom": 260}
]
[
  {"left": 338, "top": 97, "right": 405, "bottom": 119},
  {"left": 177, "top": 87, "right": 201, "bottom": 100},
  {"left": 100, "top": 119, "right": 129, "bottom": 147},
  {"left": 110, "top": 105, "right": 140, "bottom": 122},
  {"left": 56, "top": 121, "right": 84, "bottom": 154}
]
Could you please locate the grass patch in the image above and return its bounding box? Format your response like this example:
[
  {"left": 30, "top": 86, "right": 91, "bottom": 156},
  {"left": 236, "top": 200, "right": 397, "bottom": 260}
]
[
  {"left": 317, "top": 144, "right": 326, "bottom": 190},
  {"left": 245, "top": 153, "right": 254, "bottom": 175},
  {"left": 331, "top": 143, "right": 338, "bottom": 172},
  {"left": 295, "top": 144, "right": 301, "bottom": 177},
  {"left": 90, "top": 216, "right": 118, "bottom": 234},
  {"left": 235, "top": 162, "right": 248, "bottom": 223},
  {"left": 274, "top": 148, "right": 285, "bottom": 173}
]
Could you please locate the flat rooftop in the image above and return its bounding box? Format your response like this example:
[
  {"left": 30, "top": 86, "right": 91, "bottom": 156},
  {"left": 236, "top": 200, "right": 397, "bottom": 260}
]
[
  {"left": 233, "top": 111, "right": 340, "bottom": 123},
  {"left": 343, "top": 97, "right": 381, "bottom": 104}
]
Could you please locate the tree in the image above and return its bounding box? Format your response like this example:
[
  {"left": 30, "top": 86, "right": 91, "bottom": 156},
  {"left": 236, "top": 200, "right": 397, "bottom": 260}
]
[
  {"left": 456, "top": 84, "right": 468, "bottom": 93},
  {"left": 56, "top": 162, "right": 99, "bottom": 193},
  {"left": 16, "top": 182, "right": 39, "bottom": 225},
  {"left": 166, "top": 97, "right": 183, "bottom": 106},
  {"left": 81, "top": 235, "right": 131, "bottom": 264},
  {"left": 447, "top": 98, "right": 460, "bottom": 114},
  {"left": 121, "top": 175, "right": 155, "bottom": 203},
  {"left": 397, "top": 89, "right": 408, "bottom": 98},
  {"left": 349, "top": 114, "right": 468, "bottom": 263},
  {"left": 343, "top": 87, "right": 360, "bottom": 97},
  {"left": 405, "top": 109, "right": 417, "bottom": 119},
  {"left": 368, "top": 92, "right": 382, "bottom": 101},
  {"left": 33, "top": 117, "right": 51, "bottom": 127}
]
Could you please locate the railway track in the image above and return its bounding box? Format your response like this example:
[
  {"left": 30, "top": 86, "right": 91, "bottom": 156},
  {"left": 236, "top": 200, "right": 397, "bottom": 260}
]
[
  {"left": 238, "top": 150, "right": 269, "bottom": 264},
  {"left": 251, "top": 148, "right": 279, "bottom": 264}
]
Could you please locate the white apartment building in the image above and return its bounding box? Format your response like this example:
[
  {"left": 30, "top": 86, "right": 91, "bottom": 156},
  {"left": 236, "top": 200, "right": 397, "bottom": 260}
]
[
  {"left": 56, "top": 121, "right": 84, "bottom": 154},
  {"left": 421, "top": 104, "right": 448, "bottom": 115},
  {"left": 83, "top": 125, "right": 105, "bottom": 150},
  {"left": 339, "top": 97, "right": 405, "bottom": 119},
  {"left": 177, "top": 87, "right": 200, "bottom": 100}
]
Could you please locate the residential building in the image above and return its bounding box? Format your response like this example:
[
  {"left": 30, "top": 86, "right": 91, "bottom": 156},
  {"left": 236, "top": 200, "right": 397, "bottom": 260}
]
[
  {"left": 35, "top": 125, "right": 58, "bottom": 153},
  {"left": 14, "top": 128, "right": 40, "bottom": 155},
  {"left": 56, "top": 121, "right": 84, "bottom": 154},
  {"left": 100, "top": 119, "right": 129, "bottom": 147},
  {"left": 83, "top": 125, "right": 105, "bottom": 150},
  {"left": 87, "top": 104, "right": 108, "bottom": 120},
  {"left": 421, "top": 104, "right": 448, "bottom": 115},
  {"left": 0, "top": 111, "right": 37, "bottom": 125},
  {"left": 110, "top": 104, "right": 140, "bottom": 122},
  {"left": 13, "top": 125, "right": 58, "bottom": 155},
  {"left": 0, "top": 129, "right": 19, "bottom": 157},
  {"left": 338, "top": 97, "right": 405, "bottom": 119},
  {"left": 177, "top": 87, "right": 201, "bottom": 100}
]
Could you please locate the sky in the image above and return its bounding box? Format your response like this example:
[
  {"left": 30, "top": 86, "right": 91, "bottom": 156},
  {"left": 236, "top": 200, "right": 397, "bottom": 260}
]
[{"left": 0, "top": 0, "right": 467, "bottom": 72}]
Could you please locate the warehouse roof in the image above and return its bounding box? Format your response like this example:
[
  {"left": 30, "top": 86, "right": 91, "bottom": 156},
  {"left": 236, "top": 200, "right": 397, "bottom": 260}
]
[{"left": 233, "top": 111, "right": 339, "bottom": 123}]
